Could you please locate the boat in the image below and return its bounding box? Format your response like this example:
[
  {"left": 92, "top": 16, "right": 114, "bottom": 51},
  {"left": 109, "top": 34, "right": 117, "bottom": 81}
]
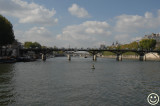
[{"left": 0, "top": 58, "right": 16, "bottom": 63}]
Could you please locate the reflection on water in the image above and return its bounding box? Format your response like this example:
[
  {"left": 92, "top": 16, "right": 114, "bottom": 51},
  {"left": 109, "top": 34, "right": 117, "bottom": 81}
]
[
  {"left": 0, "top": 57, "right": 160, "bottom": 105},
  {"left": 0, "top": 64, "right": 15, "bottom": 105}
]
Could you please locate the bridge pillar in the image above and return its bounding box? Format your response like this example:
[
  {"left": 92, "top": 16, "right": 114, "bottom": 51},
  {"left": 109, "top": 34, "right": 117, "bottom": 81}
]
[
  {"left": 144, "top": 55, "right": 146, "bottom": 61},
  {"left": 42, "top": 54, "right": 46, "bottom": 61},
  {"left": 116, "top": 54, "right": 122, "bottom": 61},
  {"left": 93, "top": 55, "right": 97, "bottom": 61},
  {"left": 67, "top": 54, "right": 71, "bottom": 61},
  {"left": 139, "top": 54, "right": 146, "bottom": 61}
]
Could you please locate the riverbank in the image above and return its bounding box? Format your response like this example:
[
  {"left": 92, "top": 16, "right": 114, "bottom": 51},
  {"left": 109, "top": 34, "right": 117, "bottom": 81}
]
[
  {"left": 0, "top": 56, "right": 37, "bottom": 63},
  {"left": 101, "top": 54, "right": 160, "bottom": 61}
]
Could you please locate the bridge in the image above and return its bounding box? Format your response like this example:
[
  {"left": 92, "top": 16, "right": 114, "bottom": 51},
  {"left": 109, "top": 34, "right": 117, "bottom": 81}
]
[{"left": 19, "top": 48, "right": 160, "bottom": 61}]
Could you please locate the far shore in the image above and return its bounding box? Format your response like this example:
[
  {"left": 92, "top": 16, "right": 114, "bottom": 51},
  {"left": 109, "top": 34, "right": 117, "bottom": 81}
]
[{"left": 101, "top": 55, "right": 160, "bottom": 61}]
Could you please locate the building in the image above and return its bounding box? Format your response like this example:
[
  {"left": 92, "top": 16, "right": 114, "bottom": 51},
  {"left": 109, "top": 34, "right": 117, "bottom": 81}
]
[
  {"left": 143, "top": 33, "right": 160, "bottom": 42},
  {"left": 0, "top": 40, "right": 22, "bottom": 57},
  {"left": 143, "top": 33, "right": 160, "bottom": 48},
  {"left": 100, "top": 44, "right": 106, "bottom": 49},
  {"left": 111, "top": 41, "right": 120, "bottom": 48}
]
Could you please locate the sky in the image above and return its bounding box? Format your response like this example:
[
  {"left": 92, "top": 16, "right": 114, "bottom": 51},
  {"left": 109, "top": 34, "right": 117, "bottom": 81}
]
[{"left": 0, "top": 0, "right": 160, "bottom": 48}]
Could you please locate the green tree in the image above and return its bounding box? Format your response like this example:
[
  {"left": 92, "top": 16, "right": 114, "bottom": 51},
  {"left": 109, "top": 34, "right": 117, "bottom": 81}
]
[
  {"left": 155, "top": 42, "right": 160, "bottom": 50},
  {"left": 41, "top": 46, "right": 47, "bottom": 49},
  {"left": 120, "top": 41, "right": 139, "bottom": 50},
  {"left": 139, "top": 39, "right": 156, "bottom": 50},
  {"left": 32, "top": 42, "right": 41, "bottom": 48},
  {"left": 24, "top": 42, "right": 41, "bottom": 49},
  {"left": 0, "top": 15, "right": 15, "bottom": 46},
  {"left": 24, "top": 42, "right": 33, "bottom": 48}
]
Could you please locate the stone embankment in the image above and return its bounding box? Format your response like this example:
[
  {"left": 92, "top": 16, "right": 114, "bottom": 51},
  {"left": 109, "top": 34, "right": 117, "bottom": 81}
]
[{"left": 102, "top": 53, "right": 160, "bottom": 61}]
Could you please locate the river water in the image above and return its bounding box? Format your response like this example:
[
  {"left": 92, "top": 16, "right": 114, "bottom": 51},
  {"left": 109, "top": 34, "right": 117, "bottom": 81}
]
[{"left": 0, "top": 57, "right": 160, "bottom": 106}]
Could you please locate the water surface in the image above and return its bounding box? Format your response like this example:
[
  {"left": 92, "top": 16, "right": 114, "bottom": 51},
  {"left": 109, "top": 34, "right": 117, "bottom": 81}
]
[{"left": 0, "top": 57, "right": 160, "bottom": 105}]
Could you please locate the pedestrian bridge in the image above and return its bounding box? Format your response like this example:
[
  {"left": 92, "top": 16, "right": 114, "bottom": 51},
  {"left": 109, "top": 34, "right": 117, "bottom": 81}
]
[{"left": 20, "top": 48, "right": 160, "bottom": 61}]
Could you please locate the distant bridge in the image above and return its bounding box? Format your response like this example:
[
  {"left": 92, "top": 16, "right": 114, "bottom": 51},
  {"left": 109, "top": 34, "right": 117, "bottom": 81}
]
[{"left": 20, "top": 48, "right": 160, "bottom": 61}]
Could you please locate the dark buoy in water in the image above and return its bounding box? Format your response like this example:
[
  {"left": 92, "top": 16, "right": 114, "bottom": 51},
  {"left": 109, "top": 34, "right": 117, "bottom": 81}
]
[{"left": 91, "top": 64, "right": 95, "bottom": 69}]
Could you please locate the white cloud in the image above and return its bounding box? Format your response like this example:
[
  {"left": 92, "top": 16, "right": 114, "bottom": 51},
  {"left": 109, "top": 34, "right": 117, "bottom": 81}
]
[
  {"left": 68, "top": 4, "right": 90, "bottom": 18},
  {"left": 57, "top": 21, "right": 111, "bottom": 47},
  {"left": 56, "top": 9, "right": 160, "bottom": 47},
  {"left": 113, "top": 10, "right": 160, "bottom": 43},
  {"left": 3, "top": 0, "right": 160, "bottom": 48},
  {"left": 114, "top": 12, "right": 160, "bottom": 33},
  {"left": 114, "top": 34, "right": 129, "bottom": 43},
  {"left": 145, "top": 12, "right": 153, "bottom": 19},
  {"left": 131, "top": 37, "right": 142, "bottom": 41},
  {"left": 14, "top": 9, "right": 160, "bottom": 47},
  {"left": 15, "top": 27, "right": 56, "bottom": 46},
  {"left": 0, "top": 0, "right": 58, "bottom": 26}
]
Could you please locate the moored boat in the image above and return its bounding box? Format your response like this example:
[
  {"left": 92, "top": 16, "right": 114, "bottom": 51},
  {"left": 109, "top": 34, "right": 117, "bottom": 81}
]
[{"left": 0, "top": 58, "right": 16, "bottom": 63}]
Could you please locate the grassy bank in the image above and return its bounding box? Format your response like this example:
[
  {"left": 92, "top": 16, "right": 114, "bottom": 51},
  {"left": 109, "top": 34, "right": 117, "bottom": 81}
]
[{"left": 102, "top": 51, "right": 138, "bottom": 56}]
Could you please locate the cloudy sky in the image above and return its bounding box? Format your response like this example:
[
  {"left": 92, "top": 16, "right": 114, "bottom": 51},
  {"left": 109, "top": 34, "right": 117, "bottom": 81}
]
[{"left": 1, "top": 0, "right": 160, "bottom": 48}]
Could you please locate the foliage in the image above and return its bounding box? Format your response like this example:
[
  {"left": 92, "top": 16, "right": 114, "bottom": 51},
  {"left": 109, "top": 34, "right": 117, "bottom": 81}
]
[
  {"left": 56, "top": 51, "right": 64, "bottom": 54},
  {"left": 24, "top": 42, "right": 41, "bottom": 49},
  {"left": 0, "top": 15, "right": 15, "bottom": 46},
  {"left": 102, "top": 51, "right": 115, "bottom": 56},
  {"left": 41, "top": 46, "right": 47, "bottom": 49},
  {"left": 107, "top": 41, "right": 139, "bottom": 50},
  {"left": 103, "top": 38, "right": 157, "bottom": 56},
  {"left": 122, "top": 52, "right": 137, "bottom": 55},
  {"left": 53, "top": 46, "right": 58, "bottom": 49},
  {"left": 155, "top": 42, "right": 160, "bottom": 50},
  {"left": 108, "top": 39, "right": 156, "bottom": 51},
  {"left": 102, "top": 51, "right": 137, "bottom": 56},
  {"left": 120, "top": 41, "right": 139, "bottom": 50},
  {"left": 139, "top": 39, "right": 156, "bottom": 50}
]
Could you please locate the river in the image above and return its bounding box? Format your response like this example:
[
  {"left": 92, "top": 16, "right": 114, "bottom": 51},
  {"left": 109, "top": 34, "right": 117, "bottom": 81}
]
[{"left": 0, "top": 57, "right": 160, "bottom": 106}]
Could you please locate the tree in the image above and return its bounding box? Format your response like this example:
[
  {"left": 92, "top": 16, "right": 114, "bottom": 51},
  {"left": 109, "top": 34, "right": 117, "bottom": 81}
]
[
  {"left": 24, "top": 42, "right": 33, "bottom": 48},
  {"left": 120, "top": 41, "right": 139, "bottom": 50},
  {"left": 0, "top": 15, "right": 15, "bottom": 46},
  {"left": 24, "top": 42, "right": 41, "bottom": 49},
  {"left": 139, "top": 39, "right": 156, "bottom": 50},
  {"left": 41, "top": 46, "right": 47, "bottom": 49},
  {"left": 155, "top": 42, "right": 160, "bottom": 50},
  {"left": 32, "top": 42, "right": 41, "bottom": 48}
]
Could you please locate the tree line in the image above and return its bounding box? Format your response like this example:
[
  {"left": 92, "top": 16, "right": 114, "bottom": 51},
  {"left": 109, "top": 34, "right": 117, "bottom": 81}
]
[
  {"left": 108, "top": 39, "right": 157, "bottom": 50},
  {"left": 0, "top": 15, "right": 48, "bottom": 49},
  {"left": 0, "top": 15, "right": 15, "bottom": 47},
  {"left": 24, "top": 42, "right": 42, "bottom": 49}
]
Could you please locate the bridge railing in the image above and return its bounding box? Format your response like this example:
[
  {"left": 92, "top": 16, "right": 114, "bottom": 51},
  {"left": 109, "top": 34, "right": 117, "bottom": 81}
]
[{"left": 20, "top": 48, "right": 160, "bottom": 52}]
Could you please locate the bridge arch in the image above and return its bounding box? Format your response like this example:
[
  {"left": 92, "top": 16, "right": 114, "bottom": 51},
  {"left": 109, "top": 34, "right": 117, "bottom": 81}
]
[
  {"left": 144, "top": 52, "right": 160, "bottom": 60},
  {"left": 105, "top": 50, "right": 145, "bottom": 61}
]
